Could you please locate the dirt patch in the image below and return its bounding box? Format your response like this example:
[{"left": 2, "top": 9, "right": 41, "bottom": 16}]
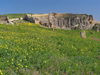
[
  {"left": 90, "top": 37, "right": 100, "bottom": 41},
  {"left": 4, "top": 29, "right": 8, "bottom": 32}
]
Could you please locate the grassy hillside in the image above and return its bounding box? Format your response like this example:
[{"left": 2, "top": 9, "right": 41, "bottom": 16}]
[
  {"left": 0, "top": 23, "right": 100, "bottom": 75},
  {"left": 1, "top": 14, "right": 26, "bottom": 19}
]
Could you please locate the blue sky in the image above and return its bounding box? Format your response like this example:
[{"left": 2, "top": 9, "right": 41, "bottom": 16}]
[{"left": 0, "top": 0, "right": 100, "bottom": 20}]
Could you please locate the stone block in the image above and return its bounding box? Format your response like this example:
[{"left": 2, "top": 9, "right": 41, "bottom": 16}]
[
  {"left": 80, "top": 31, "right": 86, "bottom": 38},
  {"left": 90, "top": 32, "right": 94, "bottom": 34},
  {"left": 52, "top": 28, "right": 54, "bottom": 31}
]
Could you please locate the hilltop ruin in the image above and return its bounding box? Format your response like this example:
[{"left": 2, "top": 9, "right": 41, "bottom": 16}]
[
  {"left": 23, "top": 13, "right": 95, "bottom": 30},
  {"left": 0, "top": 13, "right": 98, "bottom": 30},
  {"left": 0, "top": 16, "right": 9, "bottom": 24}
]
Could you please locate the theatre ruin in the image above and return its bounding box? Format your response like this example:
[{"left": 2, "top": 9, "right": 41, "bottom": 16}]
[{"left": 23, "top": 12, "right": 95, "bottom": 30}]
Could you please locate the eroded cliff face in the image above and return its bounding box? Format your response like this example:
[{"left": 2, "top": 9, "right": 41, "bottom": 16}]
[{"left": 23, "top": 13, "right": 95, "bottom": 30}]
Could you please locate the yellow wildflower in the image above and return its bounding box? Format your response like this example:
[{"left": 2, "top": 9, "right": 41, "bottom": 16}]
[
  {"left": 26, "top": 66, "right": 27, "bottom": 68},
  {"left": 45, "top": 61, "right": 46, "bottom": 63},
  {"left": 16, "top": 67, "right": 18, "bottom": 69}
]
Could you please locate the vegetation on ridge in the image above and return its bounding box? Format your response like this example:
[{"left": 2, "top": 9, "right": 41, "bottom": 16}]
[{"left": 1, "top": 14, "right": 26, "bottom": 19}]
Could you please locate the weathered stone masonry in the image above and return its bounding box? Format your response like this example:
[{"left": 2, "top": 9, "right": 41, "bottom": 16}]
[
  {"left": 23, "top": 13, "right": 95, "bottom": 30},
  {"left": 0, "top": 16, "right": 9, "bottom": 24}
]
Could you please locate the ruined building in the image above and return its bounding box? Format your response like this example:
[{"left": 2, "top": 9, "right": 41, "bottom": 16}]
[
  {"left": 23, "top": 13, "right": 95, "bottom": 30},
  {"left": 0, "top": 16, "right": 9, "bottom": 24}
]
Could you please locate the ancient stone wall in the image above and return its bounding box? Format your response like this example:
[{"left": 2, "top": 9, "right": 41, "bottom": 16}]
[
  {"left": 23, "top": 13, "right": 95, "bottom": 30},
  {"left": 48, "top": 13, "right": 95, "bottom": 30},
  {"left": 9, "top": 18, "right": 19, "bottom": 22},
  {"left": 0, "top": 16, "right": 9, "bottom": 24},
  {"left": 23, "top": 14, "right": 48, "bottom": 25},
  {"left": 23, "top": 15, "right": 35, "bottom": 23}
]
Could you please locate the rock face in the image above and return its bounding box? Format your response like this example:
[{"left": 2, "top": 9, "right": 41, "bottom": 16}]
[
  {"left": 23, "top": 13, "right": 96, "bottom": 30},
  {"left": 0, "top": 16, "right": 9, "bottom": 24}
]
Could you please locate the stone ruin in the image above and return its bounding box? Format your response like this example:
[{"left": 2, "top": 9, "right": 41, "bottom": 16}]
[
  {"left": 93, "top": 23, "right": 100, "bottom": 32},
  {"left": 23, "top": 14, "right": 48, "bottom": 25},
  {"left": 0, "top": 15, "right": 9, "bottom": 24},
  {"left": 0, "top": 13, "right": 97, "bottom": 30},
  {"left": 0, "top": 15, "right": 24, "bottom": 25},
  {"left": 80, "top": 31, "right": 86, "bottom": 38},
  {"left": 23, "top": 13, "right": 96, "bottom": 30}
]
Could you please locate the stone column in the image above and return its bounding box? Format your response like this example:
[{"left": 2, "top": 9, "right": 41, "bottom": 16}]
[
  {"left": 58, "top": 20, "right": 59, "bottom": 27},
  {"left": 59, "top": 20, "right": 61, "bottom": 27},
  {"left": 79, "top": 19, "right": 80, "bottom": 24},
  {"left": 58, "top": 20, "right": 61, "bottom": 27},
  {"left": 55, "top": 19, "right": 58, "bottom": 28},
  {"left": 66, "top": 19, "right": 69, "bottom": 27},
  {"left": 80, "top": 18, "right": 82, "bottom": 23},
  {"left": 61, "top": 20, "right": 63, "bottom": 27},
  {"left": 73, "top": 18, "right": 75, "bottom": 26},
  {"left": 82, "top": 20, "right": 83, "bottom": 24},
  {"left": 64, "top": 20, "right": 67, "bottom": 27},
  {"left": 69, "top": 18, "right": 71, "bottom": 27}
]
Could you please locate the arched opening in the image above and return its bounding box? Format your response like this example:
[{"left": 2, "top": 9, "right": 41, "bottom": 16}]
[{"left": 90, "top": 22, "right": 92, "bottom": 24}]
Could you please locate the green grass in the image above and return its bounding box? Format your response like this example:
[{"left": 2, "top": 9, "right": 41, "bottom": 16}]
[
  {"left": 0, "top": 23, "right": 100, "bottom": 75},
  {"left": 1, "top": 14, "right": 26, "bottom": 19}
]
